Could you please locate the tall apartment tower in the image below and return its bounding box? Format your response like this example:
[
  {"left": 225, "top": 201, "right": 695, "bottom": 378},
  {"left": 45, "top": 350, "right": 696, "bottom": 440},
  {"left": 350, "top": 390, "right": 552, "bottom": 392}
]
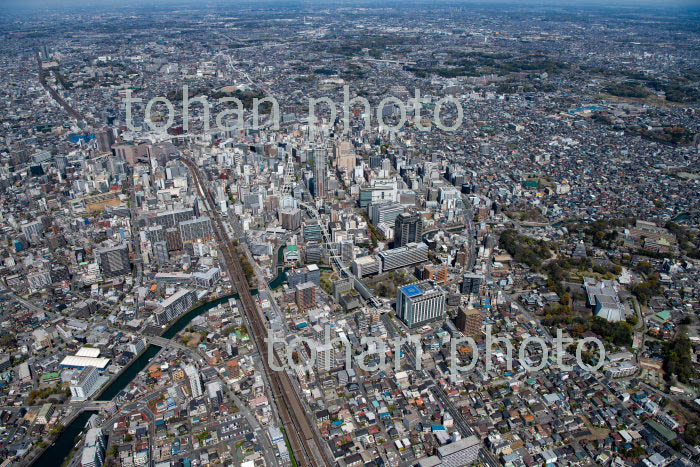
[
  {"left": 455, "top": 307, "right": 483, "bottom": 337},
  {"left": 394, "top": 212, "right": 423, "bottom": 247},
  {"left": 295, "top": 282, "right": 317, "bottom": 310},
  {"left": 153, "top": 241, "right": 169, "bottom": 264},
  {"left": 336, "top": 140, "right": 356, "bottom": 174},
  {"left": 281, "top": 153, "right": 295, "bottom": 195},
  {"left": 95, "top": 244, "right": 130, "bottom": 278},
  {"left": 165, "top": 228, "right": 183, "bottom": 251},
  {"left": 96, "top": 127, "right": 115, "bottom": 153},
  {"left": 316, "top": 343, "right": 336, "bottom": 374},
  {"left": 184, "top": 365, "right": 203, "bottom": 398},
  {"left": 314, "top": 146, "right": 327, "bottom": 199},
  {"left": 178, "top": 216, "right": 213, "bottom": 243}
]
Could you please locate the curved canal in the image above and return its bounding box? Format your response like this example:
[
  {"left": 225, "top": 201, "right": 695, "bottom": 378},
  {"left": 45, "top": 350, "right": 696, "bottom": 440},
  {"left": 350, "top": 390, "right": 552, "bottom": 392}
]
[{"left": 36, "top": 293, "right": 244, "bottom": 466}]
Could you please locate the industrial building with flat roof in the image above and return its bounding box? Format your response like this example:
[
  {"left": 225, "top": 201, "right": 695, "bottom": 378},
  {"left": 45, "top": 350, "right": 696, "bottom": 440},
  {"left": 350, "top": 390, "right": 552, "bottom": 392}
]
[{"left": 60, "top": 355, "right": 111, "bottom": 370}]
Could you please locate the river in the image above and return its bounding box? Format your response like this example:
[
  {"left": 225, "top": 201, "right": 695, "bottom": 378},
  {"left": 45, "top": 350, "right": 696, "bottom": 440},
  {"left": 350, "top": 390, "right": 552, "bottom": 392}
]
[{"left": 36, "top": 293, "right": 242, "bottom": 466}]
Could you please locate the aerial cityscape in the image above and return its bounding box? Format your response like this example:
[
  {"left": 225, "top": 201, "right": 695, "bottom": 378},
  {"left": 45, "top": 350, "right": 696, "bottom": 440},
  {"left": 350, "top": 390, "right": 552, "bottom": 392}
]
[{"left": 0, "top": 1, "right": 699, "bottom": 466}]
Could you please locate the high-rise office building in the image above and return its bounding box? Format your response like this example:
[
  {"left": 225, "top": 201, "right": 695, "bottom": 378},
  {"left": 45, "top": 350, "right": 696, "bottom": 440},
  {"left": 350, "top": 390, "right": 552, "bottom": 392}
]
[
  {"left": 303, "top": 222, "right": 323, "bottom": 243},
  {"left": 184, "top": 364, "right": 203, "bottom": 398},
  {"left": 304, "top": 242, "right": 322, "bottom": 263},
  {"left": 287, "top": 264, "right": 320, "bottom": 289},
  {"left": 394, "top": 212, "right": 423, "bottom": 247},
  {"left": 165, "top": 227, "right": 183, "bottom": 251},
  {"left": 95, "top": 244, "right": 130, "bottom": 277},
  {"left": 369, "top": 202, "right": 404, "bottom": 226},
  {"left": 333, "top": 278, "right": 354, "bottom": 301},
  {"left": 358, "top": 183, "right": 398, "bottom": 208},
  {"left": 341, "top": 240, "right": 355, "bottom": 262},
  {"left": 396, "top": 281, "right": 447, "bottom": 328},
  {"left": 280, "top": 208, "right": 302, "bottom": 231}
]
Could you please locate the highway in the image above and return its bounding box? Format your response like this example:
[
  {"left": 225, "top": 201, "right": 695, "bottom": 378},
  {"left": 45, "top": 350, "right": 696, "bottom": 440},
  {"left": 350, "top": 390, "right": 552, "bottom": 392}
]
[{"left": 180, "top": 155, "right": 332, "bottom": 466}]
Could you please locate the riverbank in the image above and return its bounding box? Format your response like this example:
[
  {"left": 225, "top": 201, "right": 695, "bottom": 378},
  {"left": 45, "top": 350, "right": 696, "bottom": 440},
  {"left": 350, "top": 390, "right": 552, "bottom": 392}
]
[
  {"left": 32, "top": 410, "right": 97, "bottom": 466},
  {"left": 38, "top": 292, "right": 245, "bottom": 466}
]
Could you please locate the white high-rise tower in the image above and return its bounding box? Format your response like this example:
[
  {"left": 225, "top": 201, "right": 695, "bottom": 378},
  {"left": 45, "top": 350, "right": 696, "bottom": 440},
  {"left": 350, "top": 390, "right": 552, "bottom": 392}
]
[
  {"left": 184, "top": 365, "right": 203, "bottom": 398},
  {"left": 282, "top": 154, "right": 295, "bottom": 195}
]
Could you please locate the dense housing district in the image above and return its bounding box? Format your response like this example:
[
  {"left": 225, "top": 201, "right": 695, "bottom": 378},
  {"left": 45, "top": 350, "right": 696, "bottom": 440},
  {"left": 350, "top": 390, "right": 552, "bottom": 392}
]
[{"left": 0, "top": 2, "right": 699, "bottom": 467}]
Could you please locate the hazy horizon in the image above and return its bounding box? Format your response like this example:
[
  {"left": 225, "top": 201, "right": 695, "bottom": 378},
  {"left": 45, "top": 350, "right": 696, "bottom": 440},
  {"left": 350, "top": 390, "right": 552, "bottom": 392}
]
[{"left": 2, "top": 0, "right": 700, "bottom": 13}]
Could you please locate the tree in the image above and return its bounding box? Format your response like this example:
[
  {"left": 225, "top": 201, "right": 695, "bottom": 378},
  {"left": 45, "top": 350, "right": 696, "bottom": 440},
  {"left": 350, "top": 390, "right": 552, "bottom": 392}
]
[
  {"left": 590, "top": 317, "right": 633, "bottom": 346},
  {"left": 684, "top": 423, "right": 700, "bottom": 446},
  {"left": 634, "top": 261, "right": 652, "bottom": 275},
  {"left": 498, "top": 229, "right": 550, "bottom": 271},
  {"left": 663, "top": 331, "right": 696, "bottom": 384},
  {"left": 559, "top": 293, "right": 571, "bottom": 306},
  {"left": 631, "top": 275, "right": 662, "bottom": 305},
  {"left": 0, "top": 334, "right": 17, "bottom": 347}
]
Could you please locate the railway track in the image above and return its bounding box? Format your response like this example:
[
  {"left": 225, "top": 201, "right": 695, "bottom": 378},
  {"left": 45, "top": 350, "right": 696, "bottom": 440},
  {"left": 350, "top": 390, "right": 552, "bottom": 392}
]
[
  {"left": 181, "top": 156, "right": 331, "bottom": 466},
  {"left": 35, "top": 49, "right": 94, "bottom": 126}
]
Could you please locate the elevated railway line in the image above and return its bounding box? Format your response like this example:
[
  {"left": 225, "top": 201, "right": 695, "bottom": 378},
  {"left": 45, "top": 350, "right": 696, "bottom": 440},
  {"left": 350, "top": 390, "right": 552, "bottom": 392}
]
[{"left": 180, "top": 156, "right": 331, "bottom": 466}]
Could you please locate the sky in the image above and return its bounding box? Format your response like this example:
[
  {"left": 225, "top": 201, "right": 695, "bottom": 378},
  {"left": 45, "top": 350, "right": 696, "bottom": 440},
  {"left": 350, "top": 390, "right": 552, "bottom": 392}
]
[{"left": 1, "top": 0, "right": 699, "bottom": 15}]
